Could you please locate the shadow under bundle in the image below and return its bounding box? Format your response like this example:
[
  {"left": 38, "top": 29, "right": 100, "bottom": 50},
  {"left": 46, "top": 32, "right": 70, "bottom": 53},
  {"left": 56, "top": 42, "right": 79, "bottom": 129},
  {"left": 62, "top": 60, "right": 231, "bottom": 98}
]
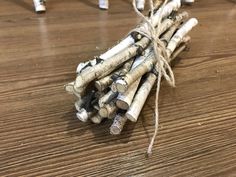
[{"left": 65, "top": 0, "right": 198, "bottom": 154}]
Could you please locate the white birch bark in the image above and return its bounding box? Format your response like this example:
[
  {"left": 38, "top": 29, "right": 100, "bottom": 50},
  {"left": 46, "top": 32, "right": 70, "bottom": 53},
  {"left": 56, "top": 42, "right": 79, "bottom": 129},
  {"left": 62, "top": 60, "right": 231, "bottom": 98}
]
[
  {"left": 136, "top": 0, "right": 181, "bottom": 33},
  {"left": 153, "top": 0, "right": 181, "bottom": 24},
  {"left": 76, "top": 36, "right": 135, "bottom": 74},
  {"left": 126, "top": 73, "right": 156, "bottom": 122},
  {"left": 166, "top": 18, "right": 198, "bottom": 57},
  {"left": 170, "top": 40, "right": 189, "bottom": 60}
]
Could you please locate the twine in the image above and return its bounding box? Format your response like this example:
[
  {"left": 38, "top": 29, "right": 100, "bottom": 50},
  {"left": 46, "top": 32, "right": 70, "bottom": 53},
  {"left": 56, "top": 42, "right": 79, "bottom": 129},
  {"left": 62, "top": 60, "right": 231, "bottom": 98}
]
[{"left": 132, "top": 0, "right": 176, "bottom": 156}]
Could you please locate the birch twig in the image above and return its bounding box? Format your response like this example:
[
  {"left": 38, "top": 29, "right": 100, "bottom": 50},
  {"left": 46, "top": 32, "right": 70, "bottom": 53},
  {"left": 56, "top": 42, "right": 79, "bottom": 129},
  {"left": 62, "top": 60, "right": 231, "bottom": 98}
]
[
  {"left": 98, "top": 90, "right": 118, "bottom": 107},
  {"left": 95, "top": 59, "right": 134, "bottom": 92},
  {"left": 116, "top": 78, "right": 141, "bottom": 110},
  {"left": 110, "top": 113, "right": 127, "bottom": 135},
  {"left": 99, "top": 101, "right": 118, "bottom": 118},
  {"left": 91, "top": 114, "right": 105, "bottom": 124}
]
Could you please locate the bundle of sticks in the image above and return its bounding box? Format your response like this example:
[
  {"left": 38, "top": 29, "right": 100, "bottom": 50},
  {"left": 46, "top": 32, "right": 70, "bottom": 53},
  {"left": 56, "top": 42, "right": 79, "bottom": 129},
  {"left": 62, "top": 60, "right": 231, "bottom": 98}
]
[{"left": 65, "top": 0, "right": 198, "bottom": 154}]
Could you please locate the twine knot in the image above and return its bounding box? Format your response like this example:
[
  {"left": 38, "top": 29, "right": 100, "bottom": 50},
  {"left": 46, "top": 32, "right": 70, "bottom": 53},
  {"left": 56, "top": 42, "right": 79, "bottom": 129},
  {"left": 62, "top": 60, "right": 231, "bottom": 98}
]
[{"left": 132, "top": 0, "right": 175, "bottom": 156}]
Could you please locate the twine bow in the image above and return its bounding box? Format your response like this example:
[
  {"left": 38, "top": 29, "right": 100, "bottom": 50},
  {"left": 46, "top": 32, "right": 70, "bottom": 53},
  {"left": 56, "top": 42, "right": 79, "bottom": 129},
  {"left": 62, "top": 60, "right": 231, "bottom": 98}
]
[{"left": 132, "top": 0, "right": 175, "bottom": 156}]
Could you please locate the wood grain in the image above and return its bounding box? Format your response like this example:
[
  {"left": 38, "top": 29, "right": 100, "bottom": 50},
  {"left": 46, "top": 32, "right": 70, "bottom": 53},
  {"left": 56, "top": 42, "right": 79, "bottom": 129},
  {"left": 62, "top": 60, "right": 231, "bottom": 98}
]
[{"left": 0, "top": 0, "right": 236, "bottom": 176}]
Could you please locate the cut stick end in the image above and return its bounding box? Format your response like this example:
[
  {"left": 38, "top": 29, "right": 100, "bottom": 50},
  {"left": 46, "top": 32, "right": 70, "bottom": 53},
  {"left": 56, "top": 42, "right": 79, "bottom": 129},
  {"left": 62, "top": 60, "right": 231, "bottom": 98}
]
[
  {"left": 74, "top": 76, "right": 84, "bottom": 90},
  {"left": 110, "top": 126, "right": 121, "bottom": 135},
  {"left": 180, "top": 11, "right": 189, "bottom": 19},
  {"left": 73, "top": 85, "right": 85, "bottom": 96},
  {"left": 99, "top": 107, "right": 108, "bottom": 118},
  {"left": 64, "top": 84, "right": 74, "bottom": 94},
  {"left": 136, "top": 34, "right": 142, "bottom": 40},
  {"left": 94, "top": 81, "right": 103, "bottom": 92},
  {"left": 116, "top": 100, "right": 129, "bottom": 110},
  {"left": 76, "top": 109, "right": 88, "bottom": 122},
  {"left": 111, "top": 83, "right": 118, "bottom": 92},
  {"left": 91, "top": 115, "right": 104, "bottom": 124},
  {"left": 116, "top": 79, "right": 127, "bottom": 93},
  {"left": 192, "top": 18, "right": 199, "bottom": 25}
]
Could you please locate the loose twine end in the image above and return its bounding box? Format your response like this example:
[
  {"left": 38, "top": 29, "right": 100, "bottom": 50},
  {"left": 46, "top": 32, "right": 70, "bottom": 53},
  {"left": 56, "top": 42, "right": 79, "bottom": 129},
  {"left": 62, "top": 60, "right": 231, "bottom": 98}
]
[{"left": 132, "top": 0, "right": 175, "bottom": 155}]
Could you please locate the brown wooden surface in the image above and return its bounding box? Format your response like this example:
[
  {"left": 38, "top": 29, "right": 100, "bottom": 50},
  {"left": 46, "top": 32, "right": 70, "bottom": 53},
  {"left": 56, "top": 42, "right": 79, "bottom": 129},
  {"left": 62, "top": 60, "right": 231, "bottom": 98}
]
[{"left": 0, "top": 0, "right": 236, "bottom": 176}]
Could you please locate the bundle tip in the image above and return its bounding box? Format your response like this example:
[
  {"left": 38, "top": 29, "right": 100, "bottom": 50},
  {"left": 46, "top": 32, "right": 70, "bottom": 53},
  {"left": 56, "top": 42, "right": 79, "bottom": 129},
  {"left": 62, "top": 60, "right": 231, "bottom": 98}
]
[{"left": 110, "top": 126, "right": 121, "bottom": 135}]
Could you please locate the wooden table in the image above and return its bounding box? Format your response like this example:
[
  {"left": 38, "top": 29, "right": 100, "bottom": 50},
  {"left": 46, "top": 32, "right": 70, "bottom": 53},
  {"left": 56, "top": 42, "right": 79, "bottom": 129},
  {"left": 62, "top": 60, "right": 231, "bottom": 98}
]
[{"left": 0, "top": 0, "right": 236, "bottom": 176}]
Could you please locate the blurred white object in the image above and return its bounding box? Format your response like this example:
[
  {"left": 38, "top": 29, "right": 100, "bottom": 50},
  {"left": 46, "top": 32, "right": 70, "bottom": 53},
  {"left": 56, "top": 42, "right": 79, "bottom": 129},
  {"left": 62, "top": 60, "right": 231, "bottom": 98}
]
[
  {"left": 181, "top": 0, "right": 195, "bottom": 5},
  {"left": 136, "top": 0, "right": 145, "bottom": 11},
  {"left": 98, "top": 0, "right": 146, "bottom": 11},
  {"left": 33, "top": 0, "right": 46, "bottom": 13},
  {"left": 99, "top": 0, "right": 109, "bottom": 10}
]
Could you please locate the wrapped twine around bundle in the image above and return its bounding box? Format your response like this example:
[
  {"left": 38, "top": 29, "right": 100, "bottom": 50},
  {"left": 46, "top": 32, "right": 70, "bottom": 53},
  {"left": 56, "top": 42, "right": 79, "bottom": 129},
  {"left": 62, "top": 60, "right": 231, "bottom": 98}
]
[{"left": 65, "top": 0, "right": 198, "bottom": 157}]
